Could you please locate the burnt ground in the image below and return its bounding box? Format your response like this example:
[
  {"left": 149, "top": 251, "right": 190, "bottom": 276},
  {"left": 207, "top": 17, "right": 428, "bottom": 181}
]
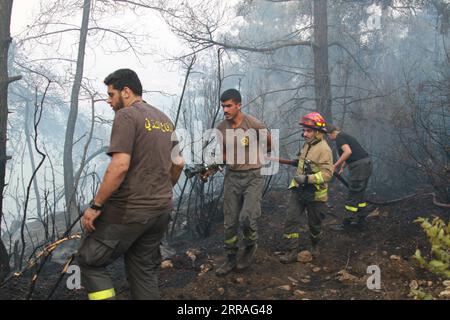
[{"left": 0, "top": 184, "right": 449, "bottom": 300}]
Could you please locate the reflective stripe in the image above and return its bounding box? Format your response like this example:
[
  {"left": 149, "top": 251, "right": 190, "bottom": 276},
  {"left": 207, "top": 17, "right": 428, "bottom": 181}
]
[
  {"left": 289, "top": 159, "right": 303, "bottom": 189},
  {"left": 289, "top": 178, "right": 298, "bottom": 189},
  {"left": 345, "top": 205, "right": 359, "bottom": 213},
  {"left": 224, "top": 236, "right": 238, "bottom": 245},
  {"left": 358, "top": 202, "right": 368, "bottom": 208},
  {"left": 315, "top": 188, "right": 327, "bottom": 198},
  {"left": 297, "top": 159, "right": 303, "bottom": 171},
  {"left": 283, "top": 233, "right": 300, "bottom": 239},
  {"left": 88, "top": 288, "right": 116, "bottom": 301},
  {"left": 314, "top": 172, "right": 324, "bottom": 185}
]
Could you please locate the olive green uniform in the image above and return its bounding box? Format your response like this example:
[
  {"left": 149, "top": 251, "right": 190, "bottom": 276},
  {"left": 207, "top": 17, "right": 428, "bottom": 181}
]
[
  {"left": 76, "top": 212, "right": 169, "bottom": 300},
  {"left": 223, "top": 169, "right": 264, "bottom": 254}
]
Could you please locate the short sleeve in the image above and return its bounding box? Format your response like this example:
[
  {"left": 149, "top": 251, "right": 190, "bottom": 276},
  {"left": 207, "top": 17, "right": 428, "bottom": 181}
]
[
  {"left": 171, "top": 131, "right": 181, "bottom": 155},
  {"left": 252, "top": 117, "right": 267, "bottom": 130},
  {"left": 107, "top": 110, "right": 135, "bottom": 156},
  {"left": 335, "top": 134, "right": 346, "bottom": 151}
]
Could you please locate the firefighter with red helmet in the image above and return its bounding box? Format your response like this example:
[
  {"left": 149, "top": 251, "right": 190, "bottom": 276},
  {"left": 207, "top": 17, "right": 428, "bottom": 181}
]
[{"left": 279, "top": 112, "right": 333, "bottom": 263}]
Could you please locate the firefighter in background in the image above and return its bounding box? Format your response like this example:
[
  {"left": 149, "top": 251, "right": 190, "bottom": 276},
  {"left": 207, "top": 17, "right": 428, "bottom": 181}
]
[
  {"left": 279, "top": 112, "right": 333, "bottom": 263},
  {"left": 327, "top": 124, "right": 373, "bottom": 230}
]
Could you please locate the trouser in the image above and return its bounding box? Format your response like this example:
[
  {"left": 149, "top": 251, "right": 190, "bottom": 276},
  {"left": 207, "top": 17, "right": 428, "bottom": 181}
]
[
  {"left": 283, "top": 188, "right": 326, "bottom": 250},
  {"left": 223, "top": 169, "right": 264, "bottom": 255},
  {"left": 76, "top": 211, "right": 170, "bottom": 300},
  {"left": 345, "top": 158, "right": 372, "bottom": 217}
]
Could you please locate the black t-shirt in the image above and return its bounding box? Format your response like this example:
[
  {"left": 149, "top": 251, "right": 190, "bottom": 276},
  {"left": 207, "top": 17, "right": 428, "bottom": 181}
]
[{"left": 335, "top": 132, "right": 369, "bottom": 164}]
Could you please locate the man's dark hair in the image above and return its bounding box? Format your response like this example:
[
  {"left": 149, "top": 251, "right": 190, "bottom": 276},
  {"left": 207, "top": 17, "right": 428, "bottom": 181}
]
[
  {"left": 220, "top": 89, "right": 242, "bottom": 104},
  {"left": 326, "top": 124, "right": 340, "bottom": 134},
  {"left": 104, "top": 69, "right": 143, "bottom": 96}
]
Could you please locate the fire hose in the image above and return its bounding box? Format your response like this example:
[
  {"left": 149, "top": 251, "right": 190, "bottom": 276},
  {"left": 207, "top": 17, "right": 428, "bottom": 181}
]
[{"left": 267, "top": 156, "right": 450, "bottom": 208}]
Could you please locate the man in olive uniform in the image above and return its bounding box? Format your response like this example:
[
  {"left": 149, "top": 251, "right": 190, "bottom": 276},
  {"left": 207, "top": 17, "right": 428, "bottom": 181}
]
[
  {"left": 279, "top": 112, "right": 333, "bottom": 263},
  {"left": 202, "top": 89, "right": 271, "bottom": 276},
  {"left": 76, "top": 69, "right": 184, "bottom": 300},
  {"left": 327, "top": 124, "right": 373, "bottom": 229}
]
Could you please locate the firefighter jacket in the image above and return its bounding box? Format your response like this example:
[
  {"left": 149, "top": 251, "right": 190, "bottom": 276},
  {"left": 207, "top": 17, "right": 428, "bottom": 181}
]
[{"left": 289, "top": 137, "right": 333, "bottom": 202}]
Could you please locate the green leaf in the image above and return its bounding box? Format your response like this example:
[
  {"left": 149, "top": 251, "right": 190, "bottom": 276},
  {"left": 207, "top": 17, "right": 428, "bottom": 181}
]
[
  {"left": 414, "top": 217, "right": 425, "bottom": 224},
  {"left": 429, "top": 260, "right": 448, "bottom": 270},
  {"left": 410, "top": 289, "right": 433, "bottom": 300}
]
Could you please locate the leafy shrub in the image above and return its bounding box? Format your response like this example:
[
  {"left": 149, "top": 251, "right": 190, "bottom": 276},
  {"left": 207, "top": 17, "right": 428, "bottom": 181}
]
[{"left": 413, "top": 217, "right": 450, "bottom": 279}]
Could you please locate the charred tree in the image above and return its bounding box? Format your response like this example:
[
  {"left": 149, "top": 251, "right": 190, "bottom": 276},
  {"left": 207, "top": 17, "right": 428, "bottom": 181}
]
[
  {"left": 63, "top": 0, "right": 91, "bottom": 221},
  {"left": 313, "top": 0, "right": 332, "bottom": 122},
  {"left": 0, "top": 0, "right": 21, "bottom": 282}
]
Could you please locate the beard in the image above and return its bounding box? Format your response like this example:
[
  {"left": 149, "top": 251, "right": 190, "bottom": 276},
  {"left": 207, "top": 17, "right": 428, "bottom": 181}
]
[
  {"left": 302, "top": 132, "right": 317, "bottom": 143},
  {"left": 113, "top": 96, "right": 125, "bottom": 112}
]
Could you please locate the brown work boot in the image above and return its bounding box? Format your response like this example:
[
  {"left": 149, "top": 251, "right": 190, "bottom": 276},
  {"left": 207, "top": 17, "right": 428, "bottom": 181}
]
[
  {"left": 215, "top": 254, "right": 237, "bottom": 276},
  {"left": 237, "top": 244, "right": 258, "bottom": 270},
  {"left": 279, "top": 250, "right": 298, "bottom": 264}
]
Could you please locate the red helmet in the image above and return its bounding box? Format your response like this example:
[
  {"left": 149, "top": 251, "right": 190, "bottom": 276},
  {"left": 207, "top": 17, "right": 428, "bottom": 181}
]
[{"left": 300, "top": 112, "right": 327, "bottom": 132}]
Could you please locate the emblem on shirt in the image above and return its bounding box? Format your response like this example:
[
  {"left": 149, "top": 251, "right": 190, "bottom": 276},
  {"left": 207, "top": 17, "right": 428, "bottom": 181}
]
[
  {"left": 241, "top": 137, "right": 250, "bottom": 146},
  {"left": 145, "top": 118, "right": 174, "bottom": 133}
]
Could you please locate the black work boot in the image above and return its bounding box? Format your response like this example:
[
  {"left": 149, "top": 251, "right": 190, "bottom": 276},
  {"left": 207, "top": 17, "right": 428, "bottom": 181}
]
[
  {"left": 279, "top": 249, "right": 298, "bottom": 264},
  {"left": 344, "top": 215, "right": 367, "bottom": 230},
  {"left": 357, "top": 213, "right": 367, "bottom": 224},
  {"left": 329, "top": 223, "right": 346, "bottom": 231},
  {"left": 310, "top": 238, "right": 320, "bottom": 258},
  {"left": 215, "top": 254, "right": 237, "bottom": 276},
  {"left": 237, "top": 244, "right": 258, "bottom": 270},
  {"left": 311, "top": 243, "right": 320, "bottom": 258},
  {"left": 330, "top": 217, "right": 358, "bottom": 232}
]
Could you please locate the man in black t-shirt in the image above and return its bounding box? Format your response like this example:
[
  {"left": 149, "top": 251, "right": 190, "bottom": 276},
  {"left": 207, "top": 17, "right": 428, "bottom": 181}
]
[{"left": 327, "top": 125, "right": 372, "bottom": 229}]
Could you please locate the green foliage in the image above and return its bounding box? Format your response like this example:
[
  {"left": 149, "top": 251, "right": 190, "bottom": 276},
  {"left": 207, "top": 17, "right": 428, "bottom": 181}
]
[
  {"left": 409, "top": 289, "right": 434, "bottom": 300},
  {"left": 413, "top": 217, "right": 450, "bottom": 279}
]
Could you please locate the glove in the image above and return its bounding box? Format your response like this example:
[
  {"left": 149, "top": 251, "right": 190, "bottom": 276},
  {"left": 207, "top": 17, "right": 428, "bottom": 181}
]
[{"left": 294, "top": 174, "right": 308, "bottom": 185}]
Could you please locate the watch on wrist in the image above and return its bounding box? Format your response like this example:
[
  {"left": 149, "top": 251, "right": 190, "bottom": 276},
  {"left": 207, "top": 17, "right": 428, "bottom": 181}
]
[{"left": 89, "top": 199, "right": 103, "bottom": 211}]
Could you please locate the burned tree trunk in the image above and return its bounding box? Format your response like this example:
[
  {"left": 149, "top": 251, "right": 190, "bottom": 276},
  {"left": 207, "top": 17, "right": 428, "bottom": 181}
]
[
  {"left": 25, "top": 101, "right": 42, "bottom": 221},
  {"left": 313, "top": 0, "right": 332, "bottom": 122},
  {"left": 0, "top": 0, "right": 21, "bottom": 281},
  {"left": 63, "top": 0, "right": 91, "bottom": 221}
]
